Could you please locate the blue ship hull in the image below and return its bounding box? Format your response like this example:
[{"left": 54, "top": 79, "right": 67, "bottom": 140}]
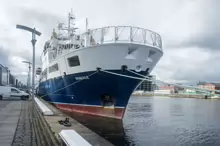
[{"left": 37, "top": 70, "right": 147, "bottom": 119}]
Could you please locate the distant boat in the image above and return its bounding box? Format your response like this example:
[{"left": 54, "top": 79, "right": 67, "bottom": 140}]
[
  {"left": 133, "top": 90, "right": 145, "bottom": 95},
  {"left": 210, "top": 95, "right": 220, "bottom": 99},
  {"left": 36, "top": 10, "right": 163, "bottom": 120}
]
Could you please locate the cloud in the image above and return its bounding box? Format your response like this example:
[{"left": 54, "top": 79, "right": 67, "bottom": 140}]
[
  {"left": 11, "top": 6, "right": 65, "bottom": 35},
  {"left": 0, "top": 45, "right": 32, "bottom": 83},
  {"left": 150, "top": 0, "right": 220, "bottom": 84},
  {"left": 152, "top": 47, "right": 220, "bottom": 84},
  {"left": 180, "top": 35, "right": 220, "bottom": 51},
  {"left": 0, "top": 46, "right": 10, "bottom": 67},
  {"left": 160, "top": 0, "right": 220, "bottom": 51},
  {"left": 0, "top": 0, "right": 220, "bottom": 85},
  {"left": 183, "top": 0, "right": 220, "bottom": 51}
]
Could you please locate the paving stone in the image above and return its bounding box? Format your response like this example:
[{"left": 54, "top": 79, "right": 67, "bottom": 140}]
[
  {"left": 0, "top": 100, "right": 22, "bottom": 146},
  {"left": 12, "top": 101, "right": 37, "bottom": 146}
]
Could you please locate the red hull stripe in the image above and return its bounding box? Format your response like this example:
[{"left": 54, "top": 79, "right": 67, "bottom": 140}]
[{"left": 55, "top": 104, "right": 125, "bottom": 119}]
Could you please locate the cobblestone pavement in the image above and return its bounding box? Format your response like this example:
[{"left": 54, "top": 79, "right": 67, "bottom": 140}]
[
  {"left": 12, "top": 100, "right": 37, "bottom": 146},
  {"left": 0, "top": 100, "right": 22, "bottom": 146}
]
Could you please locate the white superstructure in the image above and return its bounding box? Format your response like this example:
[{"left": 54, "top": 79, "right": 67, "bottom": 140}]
[{"left": 39, "top": 12, "right": 163, "bottom": 82}]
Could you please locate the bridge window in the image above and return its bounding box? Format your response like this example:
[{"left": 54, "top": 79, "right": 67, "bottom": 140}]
[
  {"left": 49, "top": 63, "right": 59, "bottom": 73},
  {"left": 67, "top": 56, "right": 80, "bottom": 67}
]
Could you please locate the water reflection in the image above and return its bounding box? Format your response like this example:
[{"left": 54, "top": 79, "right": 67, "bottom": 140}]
[
  {"left": 170, "top": 103, "right": 183, "bottom": 116},
  {"left": 59, "top": 96, "right": 220, "bottom": 146},
  {"left": 62, "top": 110, "right": 131, "bottom": 146}
]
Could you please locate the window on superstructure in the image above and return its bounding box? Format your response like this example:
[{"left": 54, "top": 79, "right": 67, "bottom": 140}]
[
  {"left": 67, "top": 56, "right": 80, "bottom": 67},
  {"left": 49, "top": 63, "right": 59, "bottom": 73}
]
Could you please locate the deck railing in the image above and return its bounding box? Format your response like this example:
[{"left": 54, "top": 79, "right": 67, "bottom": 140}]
[
  {"left": 83, "top": 26, "right": 162, "bottom": 50},
  {"left": 44, "top": 26, "right": 162, "bottom": 62}
]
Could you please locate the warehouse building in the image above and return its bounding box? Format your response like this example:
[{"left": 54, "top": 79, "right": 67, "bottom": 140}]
[
  {"left": 136, "top": 75, "right": 156, "bottom": 91},
  {"left": 9, "top": 73, "right": 16, "bottom": 86},
  {"left": 0, "top": 64, "right": 17, "bottom": 87},
  {"left": 200, "top": 83, "right": 220, "bottom": 94},
  {"left": 0, "top": 64, "right": 9, "bottom": 86}
]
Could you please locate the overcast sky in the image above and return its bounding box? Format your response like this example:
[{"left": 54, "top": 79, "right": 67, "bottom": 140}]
[{"left": 0, "top": 0, "right": 219, "bottom": 84}]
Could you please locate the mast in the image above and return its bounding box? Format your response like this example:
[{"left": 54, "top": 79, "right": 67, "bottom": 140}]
[
  {"left": 86, "top": 18, "right": 88, "bottom": 32},
  {"left": 85, "top": 18, "right": 89, "bottom": 47},
  {"left": 68, "top": 8, "right": 77, "bottom": 37},
  {"left": 68, "top": 9, "right": 71, "bottom": 36}
]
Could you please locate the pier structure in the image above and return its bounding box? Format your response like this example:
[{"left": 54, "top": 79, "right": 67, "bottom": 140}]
[{"left": 0, "top": 97, "right": 113, "bottom": 146}]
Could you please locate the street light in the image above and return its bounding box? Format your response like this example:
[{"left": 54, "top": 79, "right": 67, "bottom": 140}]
[
  {"left": 16, "top": 25, "right": 41, "bottom": 99},
  {"left": 22, "top": 61, "right": 32, "bottom": 94}
]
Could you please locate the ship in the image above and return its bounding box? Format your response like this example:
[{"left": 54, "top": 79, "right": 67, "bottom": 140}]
[{"left": 36, "top": 10, "right": 163, "bottom": 120}]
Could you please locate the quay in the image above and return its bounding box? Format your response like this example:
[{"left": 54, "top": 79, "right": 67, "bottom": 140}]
[{"left": 0, "top": 97, "right": 113, "bottom": 146}]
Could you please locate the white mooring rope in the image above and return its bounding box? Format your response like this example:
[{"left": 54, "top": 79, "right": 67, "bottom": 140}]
[
  {"left": 101, "top": 69, "right": 220, "bottom": 94},
  {"left": 38, "top": 68, "right": 219, "bottom": 99}
]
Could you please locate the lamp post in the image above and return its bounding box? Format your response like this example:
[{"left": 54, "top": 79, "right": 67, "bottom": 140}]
[
  {"left": 22, "top": 61, "right": 32, "bottom": 94},
  {"left": 16, "top": 25, "right": 41, "bottom": 99}
]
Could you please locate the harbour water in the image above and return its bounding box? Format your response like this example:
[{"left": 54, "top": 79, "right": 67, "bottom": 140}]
[{"left": 66, "top": 96, "right": 220, "bottom": 146}]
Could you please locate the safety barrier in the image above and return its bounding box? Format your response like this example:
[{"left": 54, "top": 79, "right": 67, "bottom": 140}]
[
  {"left": 34, "top": 97, "right": 54, "bottom": 116},
  {"left": 59, "top": 130, "right": 92, "bottom": 146}
]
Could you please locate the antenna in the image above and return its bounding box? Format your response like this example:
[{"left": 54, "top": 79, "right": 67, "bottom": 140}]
[
  {"left": 86, "top": 18, "right": 88, "bottom": 32},
  {"left": 67, "top": 8, "right": 77, "bottom": 36},
  {"left": 68, "top": 12, "right": 70, "bottom": 35}
]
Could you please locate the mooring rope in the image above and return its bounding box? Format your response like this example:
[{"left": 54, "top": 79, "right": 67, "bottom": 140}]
[
  {"left": 101, "top": 69, "right": 220, "bottom": 94},
  {"left": 37, "top": 67, "right": 219, "bottom": 99}
]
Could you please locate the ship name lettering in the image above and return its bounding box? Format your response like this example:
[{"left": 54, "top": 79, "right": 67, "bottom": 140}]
[{"left": 75, "top": 76, "right": 89, "bottom": 80}]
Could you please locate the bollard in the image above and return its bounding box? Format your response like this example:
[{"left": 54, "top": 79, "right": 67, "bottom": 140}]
[
  {"left": 59, "top": 130, "right": 92, "bottom": 146},
  {"left": 34, "top": 97, "right": 54, "bottom": 116}
]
